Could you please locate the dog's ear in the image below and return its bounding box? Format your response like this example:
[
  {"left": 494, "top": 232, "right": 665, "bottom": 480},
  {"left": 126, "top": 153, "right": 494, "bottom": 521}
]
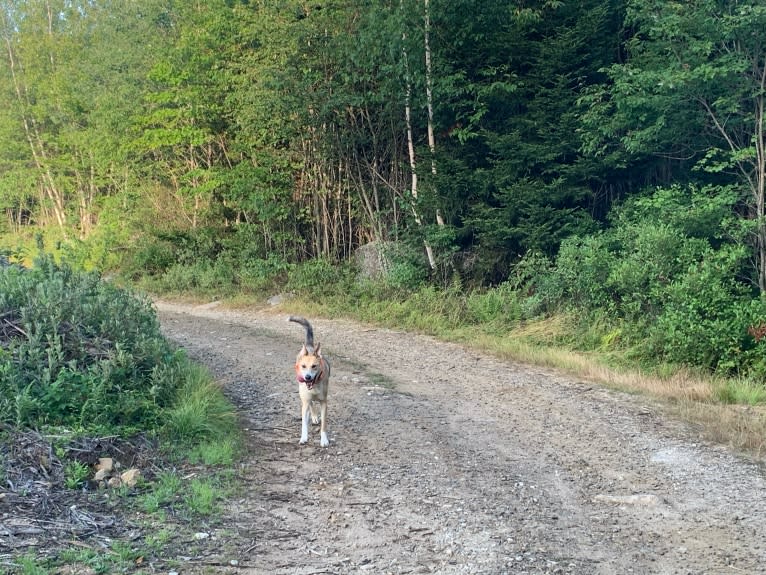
[
  {"left": 314, "top": 342, "right": 322, "bottom": 357},
  {"left": 298, "top": 344, "right": 309, "bottom": 357}
]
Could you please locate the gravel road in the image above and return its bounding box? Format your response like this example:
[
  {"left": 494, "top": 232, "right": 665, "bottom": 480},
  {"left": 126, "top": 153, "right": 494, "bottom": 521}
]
[{"left": 156, "top": 300, "right": 766, "bottom": 575}]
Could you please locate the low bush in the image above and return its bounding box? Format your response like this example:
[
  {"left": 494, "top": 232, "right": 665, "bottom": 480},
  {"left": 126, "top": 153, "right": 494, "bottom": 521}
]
[
  {"left": 0, "top": 254, "right": 234, "bottom": 437},
  {"left": 535, "top": 184, "right": 766, "bottom": 377},
  {"left": 239, "top": 254, "right": 291, "bottom": 293}
]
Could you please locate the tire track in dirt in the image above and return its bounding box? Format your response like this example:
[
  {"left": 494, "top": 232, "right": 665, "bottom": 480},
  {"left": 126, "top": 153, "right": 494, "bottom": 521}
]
[{"left": 156, "top": 301, "right": 766, "bottom": 575}]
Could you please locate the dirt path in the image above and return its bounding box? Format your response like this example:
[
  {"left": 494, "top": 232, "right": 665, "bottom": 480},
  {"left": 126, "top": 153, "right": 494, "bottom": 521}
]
[{"left": 156, "top": 301, "right": 766, "bottom": 575}]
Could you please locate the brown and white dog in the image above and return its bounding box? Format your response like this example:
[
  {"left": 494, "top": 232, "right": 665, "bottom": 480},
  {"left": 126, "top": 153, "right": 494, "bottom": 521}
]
[{"left": 288, "top": 316, "right": 331, "bottom": 447}]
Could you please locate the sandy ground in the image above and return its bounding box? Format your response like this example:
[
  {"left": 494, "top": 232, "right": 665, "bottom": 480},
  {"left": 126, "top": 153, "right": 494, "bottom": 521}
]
[{"left": 155, "top": 300, "right": 766, "bottom": 575}]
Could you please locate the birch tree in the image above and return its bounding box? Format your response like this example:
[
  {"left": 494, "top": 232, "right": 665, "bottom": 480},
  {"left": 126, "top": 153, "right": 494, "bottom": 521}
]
[
  {"left": 402, "top": 14, "right": 437, "bottom": 270},
  {"left": 0, "top": 0, "right": 67, "bottom": 230},
  {"left": 423, "top": 0, "right": 444, "bottom": 228}
]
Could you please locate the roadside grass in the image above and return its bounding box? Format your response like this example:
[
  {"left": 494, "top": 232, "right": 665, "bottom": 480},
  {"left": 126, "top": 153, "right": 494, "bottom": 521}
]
[
  {"left": 137, "top": 470, "right": 228, "bottom": 518},
  {"left": 161, "top": 362, "right": 238, "bottom": 444},
  {"left": 188, "top": 437, "right": 238, "bottom": 466},
  {"left": 51, "top": 542, "right": 142, "bottom": 575},
  {"left": 140, "top": 471, "right": 183, "bottom": 514},
  {"left": 13, "top": 556, "right": 47, "bottom": 575},
  {"left": 186, "top": 477, "right": 221, "bottom": 515}
]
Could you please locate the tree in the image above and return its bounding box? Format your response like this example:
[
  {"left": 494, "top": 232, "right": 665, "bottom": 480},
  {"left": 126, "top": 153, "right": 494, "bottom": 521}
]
[
  {"left": 0, "top": 0, "right": 169, "bottom": 238},
  {"left": 583, "top": 0, "right": 766, "bottom": 291},
  {"left": 430, "top": 0, "right": 623, "bottom": 281},
  {"left": 127, "top": 1, "right": 236, "bottom": 230},
  {"left": 0, "top": 0, "right": 69, "bottom": 230}
]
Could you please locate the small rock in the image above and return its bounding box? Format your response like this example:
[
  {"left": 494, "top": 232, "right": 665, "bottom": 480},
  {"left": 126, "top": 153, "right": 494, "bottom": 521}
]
[
  {"left": 94, "top": 468, "right": 110, "bottom": 481},
  {"left": 120, "top": 469, "right": 141, "bottom": 487}
]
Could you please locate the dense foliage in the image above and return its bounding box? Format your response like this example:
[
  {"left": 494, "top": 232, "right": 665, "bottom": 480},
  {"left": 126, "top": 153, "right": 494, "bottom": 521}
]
[
  {"left": 0, "top": 254, "right": 207, "bottom": 433},
  {"left": 1, "top": 1, "right": 766, "bottom": 379}
]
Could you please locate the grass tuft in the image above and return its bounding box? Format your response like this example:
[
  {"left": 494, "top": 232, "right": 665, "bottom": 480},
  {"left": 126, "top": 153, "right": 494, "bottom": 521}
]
[{"left": 161, "top": 363, "right": 237, "bottom": 445}]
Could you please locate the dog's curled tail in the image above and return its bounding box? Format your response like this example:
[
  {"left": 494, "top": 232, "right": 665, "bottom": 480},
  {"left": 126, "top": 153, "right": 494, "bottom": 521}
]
[{"left": 288, "top": 316, "right": 315, "bottom": 351}]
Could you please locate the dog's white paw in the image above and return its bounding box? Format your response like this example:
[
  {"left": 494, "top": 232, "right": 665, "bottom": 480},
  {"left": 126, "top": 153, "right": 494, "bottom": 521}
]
[
  {"left": 299, "top": 435, "right": 308, "bottom": 444},
  {"left": 311, "top": 416, "right": 321, "bottom": 425},
  {"left": 320, "top": 433, "right": 329, "bottom": 447}
]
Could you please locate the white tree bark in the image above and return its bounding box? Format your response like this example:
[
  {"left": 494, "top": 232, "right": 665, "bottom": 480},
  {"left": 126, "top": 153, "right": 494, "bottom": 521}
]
[
  {"left": 423, "top": 0, "right": 444, "bottom": 226},
  {"left": 401, "top": 6, "right": 436, "bottom": 270}
]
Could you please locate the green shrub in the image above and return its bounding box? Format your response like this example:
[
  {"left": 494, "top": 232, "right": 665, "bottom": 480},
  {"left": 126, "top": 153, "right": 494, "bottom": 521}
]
[
  {"left": 160, "top": 228, "right": 225, "bottom": 265},
  {"left": 528, "top": 184, "right": 766, "bottom": 377},
  {"left": 548, "top": 233, "right": 616, "bottom": 311},
  {"left": 0, "top": 255, "right": 177, "bottom": 431},
  {"left": 606, "top": 222, "right": 710, "bottom": 319},
  {"left": 649, "top": 247, "right": 757, "bottom": 373},
  {"left": 155, "top": 259, "right": 236, "bottom": 295},
  {"left": 127, "top": 239, "right": 177, "bottom": 278},
  {"left": 239, "top": 254, "right": 291, "bottom": 293},
  {"left": 381, "top": 242, "right": 429, "bottom": 292}
]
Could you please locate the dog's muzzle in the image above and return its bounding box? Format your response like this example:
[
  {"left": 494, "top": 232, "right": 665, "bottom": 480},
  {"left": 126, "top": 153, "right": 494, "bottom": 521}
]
[
  {"left": 295, "top": 361, "right": 323, "bottom": 390},
  {"left": 297, "top": 373, "right": 317, "bottom": 389}
]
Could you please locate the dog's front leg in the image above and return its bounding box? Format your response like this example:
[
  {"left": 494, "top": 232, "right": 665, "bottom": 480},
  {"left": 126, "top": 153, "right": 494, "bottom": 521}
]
[
  {"left": 319, "top": 401, "right": 329, "bottom": 447},
  {"left": 309, "top": 402, "right": 321, "bottom": 425},
  {"left": 299, "top": 398, "right": 311, "bottom": 444}
]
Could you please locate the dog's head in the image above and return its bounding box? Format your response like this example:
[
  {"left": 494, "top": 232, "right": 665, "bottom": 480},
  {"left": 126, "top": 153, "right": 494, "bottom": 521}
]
[{"left": 295, "top": 343, "right": 323, "bottom": 385}]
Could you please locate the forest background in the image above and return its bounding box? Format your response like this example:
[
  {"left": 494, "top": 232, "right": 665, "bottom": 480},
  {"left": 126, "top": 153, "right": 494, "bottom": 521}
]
[{"left": 3, "top": 0, "right": 766, "bottom": 389}]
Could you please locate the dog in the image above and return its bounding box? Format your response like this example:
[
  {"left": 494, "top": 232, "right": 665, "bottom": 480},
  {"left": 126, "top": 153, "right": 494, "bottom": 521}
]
[{"left": 288, "top": 316, "right": 331, "bottom": 447}]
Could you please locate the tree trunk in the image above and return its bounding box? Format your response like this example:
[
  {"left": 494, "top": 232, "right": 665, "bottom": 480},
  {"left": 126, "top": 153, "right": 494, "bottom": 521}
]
[
  {"left": 756, "top": 61, "right": 766, "bottom": 293},
  {"left": 401, "top": 6, "right": 436, "bottom": 270},
  {"left": 423, "top": 0, "right": 445, "bottom": 227},
  {"left": 2, "top": 6, "right": 67, "bottom": 231}
]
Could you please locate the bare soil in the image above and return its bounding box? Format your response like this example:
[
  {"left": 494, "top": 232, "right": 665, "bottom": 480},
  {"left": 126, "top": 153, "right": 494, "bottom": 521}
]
[{"left": 152, "top": 300, "right": 766, "bottom": 575}]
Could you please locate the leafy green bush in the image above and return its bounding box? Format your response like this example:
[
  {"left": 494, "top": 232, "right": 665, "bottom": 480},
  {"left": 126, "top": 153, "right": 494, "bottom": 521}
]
[
  {"left": 0, "top": 255, "right": 176, "bottom": 431},
  {"left": 648, "top": 247, "right": 758, "bottom": 372},
  {"left": 381, "top": 242, "right": 429, "bottom": 292},
  {"left": 159, "top": 228, "right": 225, "bottom": 266},
  {"left": 127, "top": 239, "right": 177, "bottom": 278},
  {"left": 546, "top": 233, "right": 616, "bottom": 312},
  {"left": 238, "top": 254, "right": 291, "bottom": 293},
  {"left": 155, "top": 259, "right": 237, "bottom": 295},
  {"left": 607, "top": 222, "right": 710, "bottom": 319},
  {"left": 123, "top": 227, "right": 230, "bottom": 282},
  {"left": 534, "top": 184, "right": 766, "bottom": 376}
]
